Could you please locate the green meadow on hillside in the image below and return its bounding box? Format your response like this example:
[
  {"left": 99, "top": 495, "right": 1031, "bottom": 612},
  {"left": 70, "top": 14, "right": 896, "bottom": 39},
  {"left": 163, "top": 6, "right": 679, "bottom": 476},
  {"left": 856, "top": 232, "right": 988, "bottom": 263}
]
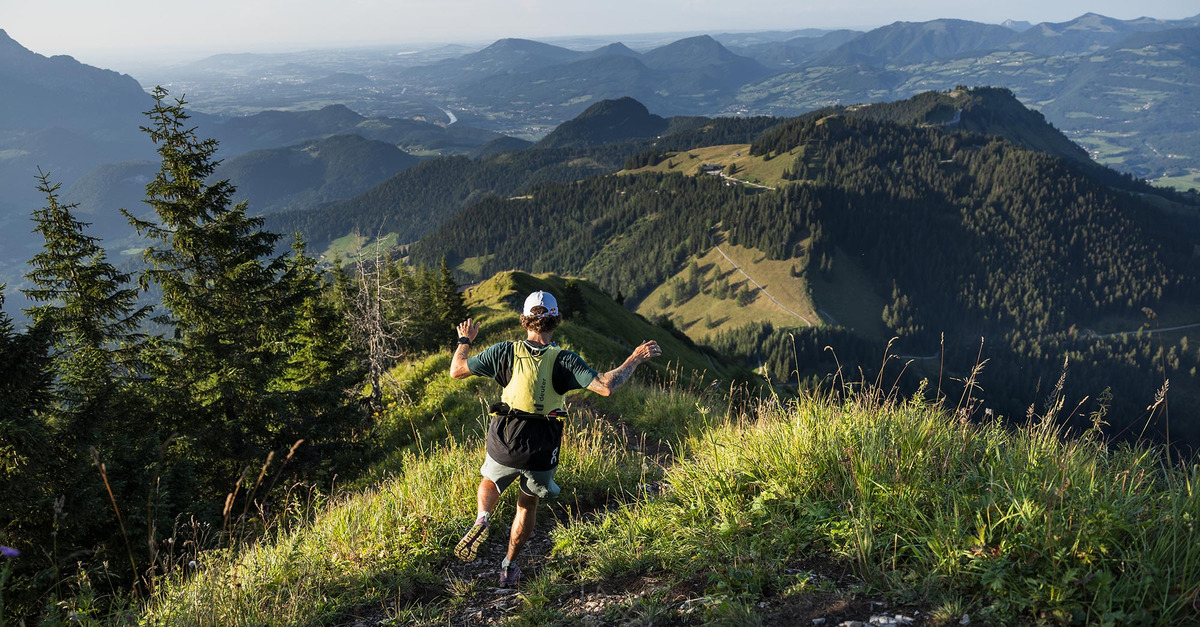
[{"left": 619, "top": 143, "right": 797, "bottom": 188}]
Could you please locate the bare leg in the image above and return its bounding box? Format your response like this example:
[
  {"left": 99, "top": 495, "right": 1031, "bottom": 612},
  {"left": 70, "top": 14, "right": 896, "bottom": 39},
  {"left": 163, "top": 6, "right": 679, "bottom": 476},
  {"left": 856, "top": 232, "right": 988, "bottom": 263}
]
[
  {"left": 477, "top": 478, "right": 501, "bottom": 515},
  {"left": 506, "top": 490, "right": 539, "bottom": 562}
]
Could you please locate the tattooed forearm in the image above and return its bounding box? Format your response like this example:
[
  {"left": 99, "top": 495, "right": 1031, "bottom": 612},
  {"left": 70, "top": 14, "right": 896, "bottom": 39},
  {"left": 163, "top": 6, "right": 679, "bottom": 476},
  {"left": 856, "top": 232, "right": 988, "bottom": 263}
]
[
  {"left": 589, "top": 340, "right": 660, "bottom": 396},
  {"left": 599, "top": 361, "right": 638, "bottom": 391},
  {"left": 450, "top": 342, "right": 473, "bottom": 379}
]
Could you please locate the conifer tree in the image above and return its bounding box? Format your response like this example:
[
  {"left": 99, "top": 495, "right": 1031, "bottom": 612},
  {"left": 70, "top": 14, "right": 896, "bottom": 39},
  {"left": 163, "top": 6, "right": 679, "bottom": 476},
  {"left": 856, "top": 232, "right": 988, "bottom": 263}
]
[
  {"left": 438, "top": 257, "right": 469, "bottom": 329},
  {"left": 126, "top": 87, "right": 309, "bottom": 482},
  {"left": 0, "top": 290, "right": 54, "bottom": 555},
  {"left": 20, "top": 171, "right": 157, "bottom": 558},
  {"left": 274, "top": 238, "right": 363, "bottom": 467},
  {"left": 24, "top": 170, "right": 150, "bottom": 414}
]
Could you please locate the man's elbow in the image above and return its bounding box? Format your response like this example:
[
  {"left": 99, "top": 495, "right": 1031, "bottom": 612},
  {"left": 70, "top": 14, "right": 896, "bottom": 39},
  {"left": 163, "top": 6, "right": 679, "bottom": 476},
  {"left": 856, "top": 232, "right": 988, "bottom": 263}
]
[{"left": 450, "top": 365, "right": 472, "bottom": 380}]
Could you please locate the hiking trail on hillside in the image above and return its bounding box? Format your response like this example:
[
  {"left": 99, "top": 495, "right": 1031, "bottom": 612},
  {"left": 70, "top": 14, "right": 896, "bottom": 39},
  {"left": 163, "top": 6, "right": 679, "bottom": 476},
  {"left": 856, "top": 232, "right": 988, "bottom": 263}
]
[{"left": 331, "top": 401, "right": 933, "bottom": 626}]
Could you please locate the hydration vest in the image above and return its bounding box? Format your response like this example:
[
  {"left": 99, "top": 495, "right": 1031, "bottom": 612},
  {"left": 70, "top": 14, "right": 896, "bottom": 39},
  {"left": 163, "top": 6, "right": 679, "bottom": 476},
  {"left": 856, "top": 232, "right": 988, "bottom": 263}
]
[
  {"left": 501, "top": 342, "right": 566, "bottom": 417},
  {"left": 486, "top": 341, "right": 567, "bottom": 470}
]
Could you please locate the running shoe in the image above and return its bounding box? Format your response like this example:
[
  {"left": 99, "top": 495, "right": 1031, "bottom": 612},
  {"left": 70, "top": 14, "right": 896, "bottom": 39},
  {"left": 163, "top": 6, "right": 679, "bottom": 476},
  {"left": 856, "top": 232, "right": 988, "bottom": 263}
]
[
  {"left": 453, "top": 515, "right": 489, "bottom": 562},
  {"left": 499, "top": 562, "right": 522, "bottom": 588}
]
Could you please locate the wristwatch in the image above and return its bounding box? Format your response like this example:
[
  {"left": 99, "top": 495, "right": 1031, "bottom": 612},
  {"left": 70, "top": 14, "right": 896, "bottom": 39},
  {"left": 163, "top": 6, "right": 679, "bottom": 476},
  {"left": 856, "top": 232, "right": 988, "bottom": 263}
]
[{"left": 457, "top": 337, "right": 473, "bottom": 346}]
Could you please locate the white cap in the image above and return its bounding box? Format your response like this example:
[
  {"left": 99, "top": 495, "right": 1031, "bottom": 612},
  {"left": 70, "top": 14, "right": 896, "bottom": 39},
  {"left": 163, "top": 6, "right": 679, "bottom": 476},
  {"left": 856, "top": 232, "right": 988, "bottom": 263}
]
[{"left": 522, "top": 291, "right": 559, "bottom": 318}]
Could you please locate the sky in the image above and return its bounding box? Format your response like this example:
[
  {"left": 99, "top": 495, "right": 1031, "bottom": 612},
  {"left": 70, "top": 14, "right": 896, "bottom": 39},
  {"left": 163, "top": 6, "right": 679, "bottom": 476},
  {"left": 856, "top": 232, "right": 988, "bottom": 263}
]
[{"left": 2, "top": 0, "right": 1198, "bottom": 69}]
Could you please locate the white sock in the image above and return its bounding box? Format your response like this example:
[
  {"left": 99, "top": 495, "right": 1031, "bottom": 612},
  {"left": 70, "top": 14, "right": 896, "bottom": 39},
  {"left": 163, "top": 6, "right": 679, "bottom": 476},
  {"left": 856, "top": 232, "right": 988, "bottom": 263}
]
[
  {"left": 501, "top": 557, "right": 512, "bottom": 570},
  {"left": 477, "top": 511, "right": 490, "bottom": 524}
]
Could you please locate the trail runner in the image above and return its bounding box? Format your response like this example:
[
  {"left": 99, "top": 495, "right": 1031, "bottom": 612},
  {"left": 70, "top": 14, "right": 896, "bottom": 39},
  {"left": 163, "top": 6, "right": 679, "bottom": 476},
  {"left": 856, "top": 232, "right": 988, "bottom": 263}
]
[{"left": 449, "top": 290, "right": 661, "bottom": 587}]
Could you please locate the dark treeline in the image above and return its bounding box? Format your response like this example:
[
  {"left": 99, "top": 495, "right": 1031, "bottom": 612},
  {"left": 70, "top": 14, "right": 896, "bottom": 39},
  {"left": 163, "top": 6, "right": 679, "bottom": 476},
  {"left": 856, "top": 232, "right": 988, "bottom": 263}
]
[
  {"left": 656, "top": 115, "right": 785, "bottom": 152},
  {"left": 0, "top": 90, "right": 468, "bottom": 619}
]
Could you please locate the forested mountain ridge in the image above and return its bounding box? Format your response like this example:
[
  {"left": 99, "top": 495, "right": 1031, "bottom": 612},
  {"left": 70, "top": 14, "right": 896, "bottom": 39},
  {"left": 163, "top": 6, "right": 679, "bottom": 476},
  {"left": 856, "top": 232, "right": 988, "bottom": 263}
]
[
  {"left": 198, "top": 104, "right": 502, "bottom": 158},
  {"left": 406, "top": 87, "right": 1200, "bottom": 444},
  {"left": 44, "top": 135, "right": 422, "bottom": 259},
  {"left": 534, "top": 97, "right": 669, "bottom": 149},
  {"left": 269, "top": 106, "right": 787, "bottom": 252},
  {"left": 817, "top": 19, "right": 1020, "bottom": 66},
  {"left": 761, "top": 86, "right": 1158, "bottom": 192}
]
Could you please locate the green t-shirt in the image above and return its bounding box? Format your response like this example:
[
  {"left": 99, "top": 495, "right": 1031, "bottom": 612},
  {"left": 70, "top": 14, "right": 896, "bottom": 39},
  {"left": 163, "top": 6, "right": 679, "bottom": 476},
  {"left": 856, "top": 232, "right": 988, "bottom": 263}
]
[{"left": 467, "top": 340, "right": 598, "bottom": 394}]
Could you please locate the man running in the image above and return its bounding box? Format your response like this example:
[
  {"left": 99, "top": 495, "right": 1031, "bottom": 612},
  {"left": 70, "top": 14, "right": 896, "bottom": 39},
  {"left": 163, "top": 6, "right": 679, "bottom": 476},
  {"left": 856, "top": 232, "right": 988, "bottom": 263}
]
[{"left": 449, "top": 289, "right": 661, "bottom": 587}]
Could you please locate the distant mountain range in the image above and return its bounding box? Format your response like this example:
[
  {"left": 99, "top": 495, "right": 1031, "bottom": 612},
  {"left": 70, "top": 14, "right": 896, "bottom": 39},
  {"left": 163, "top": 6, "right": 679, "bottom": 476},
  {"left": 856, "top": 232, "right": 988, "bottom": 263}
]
[
  {"left": 5, "top": 13, "right": 1200, "bottom": 313},
  {"left": 350, "top": 13, "right": 1200, "bottom": 185},
  {"left": 408, "top": 35, "right": 772, "bottom": 118}
]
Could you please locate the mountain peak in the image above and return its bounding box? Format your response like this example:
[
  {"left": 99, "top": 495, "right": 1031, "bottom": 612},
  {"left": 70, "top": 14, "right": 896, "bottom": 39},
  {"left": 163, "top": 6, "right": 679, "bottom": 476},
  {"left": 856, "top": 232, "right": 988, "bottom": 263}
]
[
  {"left": 535, "top": 97, "right": 667, "bottom": 149},
  {"left": 482, "top": 38, "right": 576, "bottom": 56},
  {"left": 824, "top": 19, "right": 1017, "bottom": 66},
  {"left": 0, "top": 28, "right": 34, "bottom": 57},
  {"left": 588, "top": 42, "right": 640, "bottom": 58},
  {"left": 642, "top": 34, "right": 765, "bottom": 74}
]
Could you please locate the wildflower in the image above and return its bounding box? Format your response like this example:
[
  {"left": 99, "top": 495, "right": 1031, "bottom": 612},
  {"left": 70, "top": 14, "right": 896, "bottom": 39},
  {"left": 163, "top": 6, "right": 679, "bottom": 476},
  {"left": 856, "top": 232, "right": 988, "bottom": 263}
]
[{"left": 0, "top": 546, "right": 18, "bottom": 558}]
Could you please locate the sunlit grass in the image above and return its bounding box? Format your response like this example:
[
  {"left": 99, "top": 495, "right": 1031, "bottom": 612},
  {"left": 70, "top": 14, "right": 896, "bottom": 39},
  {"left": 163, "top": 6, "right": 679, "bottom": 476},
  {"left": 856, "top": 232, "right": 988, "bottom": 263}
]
[
  {"left": 553, "top": 389, "right": 1200, "bottom": 624},
  {"left": 128, "top": 372, "right": 1200, "bottom": 626},
  {"left": 138, "top": 405, "right": 651, "bottom": 626}
]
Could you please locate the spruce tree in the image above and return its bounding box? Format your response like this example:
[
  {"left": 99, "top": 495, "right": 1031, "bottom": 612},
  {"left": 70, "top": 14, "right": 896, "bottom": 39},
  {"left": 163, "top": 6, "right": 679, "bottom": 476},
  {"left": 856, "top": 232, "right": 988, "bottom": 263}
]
[
  {"left": 0, "top": 290, "right": 54, "bottom": 561},
  {"left": 438, "top": 257, "right": 469, "bottom": 330},
  {"left": 126, "top": 87, "right": 309, "bottom": 484},
  {"left": 24, "top": 170, "right": 150, "bottom": 415},
  {"left": 21, "top": 172, "right": 164, "bottom": 573},
  {"left": 274, "top": 238, "right": 363, "bottom": 471}
]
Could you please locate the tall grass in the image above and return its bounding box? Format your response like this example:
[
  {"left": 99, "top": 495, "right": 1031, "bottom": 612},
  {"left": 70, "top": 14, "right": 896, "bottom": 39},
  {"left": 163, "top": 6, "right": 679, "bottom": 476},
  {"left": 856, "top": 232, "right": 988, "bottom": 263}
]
[{"left": 554, "top": 390, "right": 1200, "bottom": 625}]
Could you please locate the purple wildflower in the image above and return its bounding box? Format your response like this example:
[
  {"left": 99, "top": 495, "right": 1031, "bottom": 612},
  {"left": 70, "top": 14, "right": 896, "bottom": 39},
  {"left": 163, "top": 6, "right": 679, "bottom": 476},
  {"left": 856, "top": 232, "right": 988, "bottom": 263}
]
[{"left": 0, "top": 546, "right": 18, "bottom": 558}]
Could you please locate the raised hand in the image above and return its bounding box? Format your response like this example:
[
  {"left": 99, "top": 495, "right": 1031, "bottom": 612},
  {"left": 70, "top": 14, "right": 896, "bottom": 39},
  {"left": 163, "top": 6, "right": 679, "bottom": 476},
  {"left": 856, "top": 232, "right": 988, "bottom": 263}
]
[
  {"left": 457, "top": 318, "right": 480, "bottom": 342},
  {"left": 632, "top": 339, "right": 661, "bottom": 363}
]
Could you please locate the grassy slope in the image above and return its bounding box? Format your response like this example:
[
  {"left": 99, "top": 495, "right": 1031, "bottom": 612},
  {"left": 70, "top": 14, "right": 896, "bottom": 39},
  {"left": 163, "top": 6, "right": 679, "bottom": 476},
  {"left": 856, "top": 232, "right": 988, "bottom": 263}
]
[
  {"left": 131, "top": 273, "right": 1200, "bottom": 627},
  {"left": 623, "top": 147, "right": 894, "bottom": 341},
  {"left": 320, "top": 231, "right": 401, "bottom": 262},
  {"left": 619, "top": 143, "right": 797, "bottom": 188},
  {"left": 636, "top": 244, "right": 822, "bottom": 340},
  {"left": 635, "top": 242, "right": 892, "bottom": 342}
]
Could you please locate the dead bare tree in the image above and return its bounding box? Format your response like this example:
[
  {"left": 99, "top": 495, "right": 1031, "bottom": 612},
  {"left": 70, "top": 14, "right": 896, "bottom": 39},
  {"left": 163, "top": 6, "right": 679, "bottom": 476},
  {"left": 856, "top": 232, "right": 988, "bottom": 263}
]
[{"left": 347, "top": 236, "right": 415, "bottom": 410}]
